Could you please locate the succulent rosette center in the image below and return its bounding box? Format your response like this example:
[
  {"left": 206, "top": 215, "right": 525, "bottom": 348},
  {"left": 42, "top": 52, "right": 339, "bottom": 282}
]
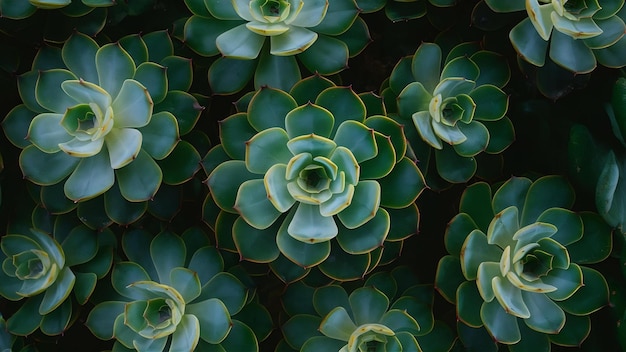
[
  {"left": 215, "top": 0, "right": 328, "bottom": 58},
  {"left": 461, "top": 206, "right": 582, "bottom": 321},
  {"left": 33, "top": 78, "right": 152, "bottom": 169},
  {"left": 122, "top": 281, "right": 185, "bottom": 340},
  {"left": 0, "top": 229, "right": 69, "bottom": 298},
  {"left": 244, "top": 123, "right": 374, "bottom": 243},
  {"left": 526, "top": 0, "right": 603, "bottom": 40}
]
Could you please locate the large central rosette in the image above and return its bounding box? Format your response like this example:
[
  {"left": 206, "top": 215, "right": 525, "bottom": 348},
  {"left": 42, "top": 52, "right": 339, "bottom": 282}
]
[{"left": 204, "top": 79, "right": 425, "bottom": 280}]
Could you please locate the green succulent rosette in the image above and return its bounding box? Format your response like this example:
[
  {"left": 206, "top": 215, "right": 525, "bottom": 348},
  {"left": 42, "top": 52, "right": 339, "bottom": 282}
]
[
  {"left": 86, "top": 230, "right": 266, "bottom": 351},
  {"left": 2, "top": 31, "right": 202, "bottom": 209},
  {"left": 381, "top": 41, "right": 514, "bottom": 185},
  {"left": 278, "top": 266, "right": 456, "bottom": 352},
  {"left": 569, "top": 77, "right": 626, "bottom": 235},
  {"left": 435, "top": 175, "right": 612, "bottom": 351},
  {"left": 0, "top": 212, "right": 115, "bottom": 336},
  {"left": 183, "top": 0, "right": 372, "bottom": 94},
  {"left": 482, "top": 0, "right": 626, "bottom": 73},
  {"left": 203, "top": 76, "right": 425, "bottom": 281}
]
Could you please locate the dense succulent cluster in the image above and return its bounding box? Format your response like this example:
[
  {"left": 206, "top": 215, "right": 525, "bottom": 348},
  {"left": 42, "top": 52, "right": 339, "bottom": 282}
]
[
  {"left": 2, "top": 31, "right": 200, "bottom": 205},
  {"left": 0, "top": 1, "right": 625, "bottom": 351},
  {"left": 0, "top": 213, "right": 114, "bottom": 336},
  {"left": 86, "top": 230, "right": 267, "bottom": 351},
  {"left": 183, "top": 0, "right": 372, "bottom": 93},
  {"left": 204, "top": 76, "right": 425, "bottom": 280},
  {"left": 382, "top": 41, "right": 514, "bottom": 185},
  {"left": 483, "top": 0, "right": 626, "bottom": 73},
  {"left": 436, "top": 175, "right": 612, "bottom": 350},
  {"left": 279, "top": 266, "right": 455, "bottom": 352}
]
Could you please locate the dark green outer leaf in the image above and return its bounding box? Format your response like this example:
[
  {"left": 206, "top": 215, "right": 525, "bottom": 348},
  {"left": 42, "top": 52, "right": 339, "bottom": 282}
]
[
  {"left": 483, "top": 117, "right": 515, "bottom": 154},
  {"left": 233, "top": 216, "right": 281, "bottom": 263},
  {"left": 282, "top": 315, "right": 323, "bottom": 350},
  {"left": 86, "top": 301, "right": 126, "bottom": 340},
  {"left": 148, "top": 184, "right": 182, "bottom": 221},
  {"left": 445, "top": 213, "right": 478, "bottom": 257},
  {"left": 118, "top": 34, "right": 149, "bottom": 67},
  {"left": 76, "top": 195, "right": 114, "bottom": 230},
  {"left": 434, "top": 255, "right": 465, "bottom": 303},
  {"left": 389, "top": 56, "right": 415, "bottom": 96},
  {"left": 435, "top": 144, "right": 477, "bottom": 184},
  {"left": 520, "top": 175, "right": 575, "bottom": 226},
  {"left": 207, "top": 160, "right": 257, "bottom": 213},
  {"left": 154, "top": 90, "right": 202, "bottom": 136},
  {"left": 379, "top": 156, "right": 425, "bottom": 208},
  {"left": 298, "top": 35, "right": 349, "bottom": 75},
  {"left": 3, "top": 104, "right": 37, "bottom": 149},
  {"left": 471, "top": 51, "right": 511, "bottom": 88},
  {"left": 6, "top": 295, "right": 43, "bottom": 336},
  {"left": 162, "top": 56, "right": 193, "bottom": 92},
  {"left": 104, "top": 183, "right": 147, "bottom": 225},
  {"left": 313, "top": 0, "right": 358, "bottom": 36},
  {"left": 40, "top": 299, "right": 73, "bottom": 335},
  {"left": 595, "top": 35, "right": 626, "bottom": 68},
  {"left": 457, "top": 321, "right": 499, "bottom": 352},
  {"left": 412, "top": 43, "right": 442, "bottom": 93},
  {"left": 142, "top": 30, "right": 173, "bottom": 63},
  {"left": 549, "top": 30, "right": 597, "bottom": 74},
  {"left": 270, "top": 254, "right": 311, "bottom": 284},
  {"left": 40, "top": 183, "right": 77, "bottom": 215},
  {"left": 255, "top": 50, "right": 301, "bottom": 92},
  {"left": 336, "top": 17, "right": 371, "bottom": 58},
  {"left": 116, "top": 150, "right": 162, "bottom": 202},
  {"left": 121, "top": 229, "right": 158, "bottom": 280},
  {"left": 386, "top": 203, "right": 419, "bottom": 242},
  {"left": 133, "top": 62, "right": 167, "bottom": 104},
  {"left": 17, "top": 71, "right": 46, "bottom": 113},
  {"left": 557, "top": 266, "right": 609, "bottom": 315},
  {"left": 247, "top": 87, "right": 297, "bottom": 131},
  {"left": 510, "top": 18, "right": 548, "bottom": 67},
  {"left": 208, "top": 56, "right": 256, "bottom": 95},
  {"left": 548, "top": 313, "right": 591, "bottom": 346},
  {"left": 61, "top": 225, "right": 98, "bottom": 266},
  {"left": 62, "top": 32, "right": 99, "bottom": 84},
  {"left": 385, "top": 1, "right": 427, "bottom": 22},
  {"left": 459, "top": 181, "right": 494, "bottom": 232},
  {"left": 219, "top": 112, "right": 257, "bottom": 160},
  {"left": 158, "top": 140, "right": 201, "bottom": 185}
]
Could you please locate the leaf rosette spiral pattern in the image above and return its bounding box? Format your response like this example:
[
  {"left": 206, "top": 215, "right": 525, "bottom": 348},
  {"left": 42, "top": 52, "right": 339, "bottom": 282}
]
[
  {"left": 204, "top": 78, "right": 425, "bottom": 281},
  {"left": 435, "top": 175, "right": 612, "bottom": 350}
]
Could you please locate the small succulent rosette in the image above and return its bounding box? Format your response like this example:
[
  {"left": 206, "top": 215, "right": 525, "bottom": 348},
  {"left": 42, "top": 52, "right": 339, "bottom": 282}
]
[
  {"left": 203, "top": 76, "right": 425, "bottom": 281},
  {"left": 381, "top": 41, "right": 514, "bottom": 185},
  {"left": 435, "top": 175, "right": 613, "bottom": 350},
  {"left": 570, "top": 77, "right": 626, "bottom": 235},
  {"left": 183, "top": 0, "right": 372, "bottom": 94},
  {"left": 481, "top": 0, "right": 626, "bottom": 73},
  {"left": 2, "top": 31, "right": 201, "bottom": 207},
  {"left": 278, "top": 266, "right": 456, "bottom": 352},
  {"left": 86, "top": 229, "right": 267, "bottom": 351},
  {"left": 0, "top": 213, "right": 115, "bottom": 336}
]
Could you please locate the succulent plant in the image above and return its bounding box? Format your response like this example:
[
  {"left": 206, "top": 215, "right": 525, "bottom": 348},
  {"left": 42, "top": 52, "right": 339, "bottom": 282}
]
[
  {"left": 482, "top": 0, "right": 626, "bottom": 74},
  {"left": 381, "top": 41, "right": 514, "bottom": 185},
  {"left": 279, "top": 266, "right": 455, "bottom": 352},
  {"left": 86, "top": 229, "right": 265, "bottom": 351},
  {"left": 435, "top": 175, "right": 612, "bottom": 350},
  {"left": 2, "top": 31, "right": 201, "bottom": 206},
  {"left": 384, "top": 0, "right": 457, "bottom": 22},
  {"left": 183, "top": 0, "right": 372, "bottom": 94},
  {"left": 203, "top": 76, "right": 425, "bottom": 281},
  {"left": 569, "top": 77, "right": 626, "bottom": 235},
  {"left": 0, "top": 212, "right": 115, "bottom": 336}
]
